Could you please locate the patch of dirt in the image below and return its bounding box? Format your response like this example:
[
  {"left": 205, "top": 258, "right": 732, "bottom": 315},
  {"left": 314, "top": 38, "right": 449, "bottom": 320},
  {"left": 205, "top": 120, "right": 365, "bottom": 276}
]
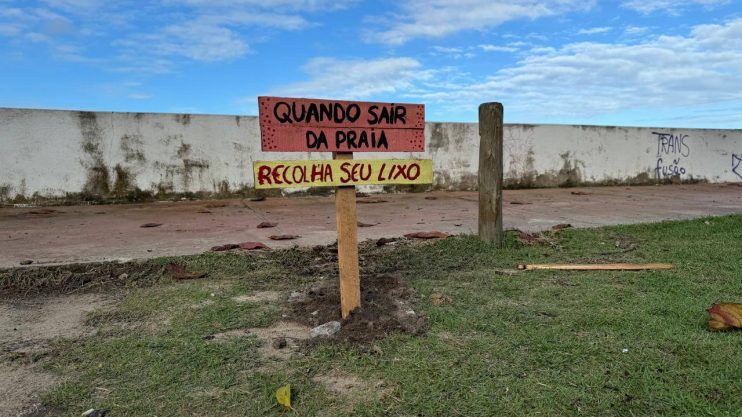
[
  {"left": 0, "top": 294, "right": 111, "bottom": 344},
  {"left": 0, "top": 364, "right": 60, "bottom": 417},
  {"left": 313, "top": 371, "right": 365, "bottom": 394},
  {"left": 0, "top": 294, "right": 112, "bottom": 417},
  {"left": 287, "top": 273, "right": 426, "bottom": 344},
  {"left": 516, "top": 230, "right": 558, "bottom": 246},
  {"left": 232, "top": 291, "right": 281, "bottom": 303},
  {"left": 0, "top": 363, "right": 60, "bottom": 417},
  {"left": 207, "top": 321, "right": 311, "bottom": 360},
  {"left": 312, "top": 371, "right": 393, "bottom": 410}
]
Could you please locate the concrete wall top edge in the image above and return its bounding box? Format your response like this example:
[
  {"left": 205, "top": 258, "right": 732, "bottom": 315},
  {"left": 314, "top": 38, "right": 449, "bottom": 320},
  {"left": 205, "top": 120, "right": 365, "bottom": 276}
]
[{"left": 1, "top": 107, "right": 739, "bottom": 132}]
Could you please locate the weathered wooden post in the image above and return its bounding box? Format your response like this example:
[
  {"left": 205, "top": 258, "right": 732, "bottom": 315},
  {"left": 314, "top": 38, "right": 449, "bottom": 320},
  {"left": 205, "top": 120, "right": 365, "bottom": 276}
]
[
  {"left": 333, "top": 152, "right": 361, "bottom": 318},
  {"left": 478, "top": 102, "right": 504, "bottom": 246}
]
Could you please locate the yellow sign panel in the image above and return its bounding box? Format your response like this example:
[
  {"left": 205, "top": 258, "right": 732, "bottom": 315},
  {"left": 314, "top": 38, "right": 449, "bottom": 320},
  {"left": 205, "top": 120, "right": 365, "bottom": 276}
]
[{"left": 253, "top": 159, "right": 433, "bottom": 189}]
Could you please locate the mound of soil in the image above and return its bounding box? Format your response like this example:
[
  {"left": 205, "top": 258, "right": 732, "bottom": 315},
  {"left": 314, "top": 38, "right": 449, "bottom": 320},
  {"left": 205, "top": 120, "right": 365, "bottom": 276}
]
[{"left": 286, "top": 273, "right": 425, "bottom": 343}]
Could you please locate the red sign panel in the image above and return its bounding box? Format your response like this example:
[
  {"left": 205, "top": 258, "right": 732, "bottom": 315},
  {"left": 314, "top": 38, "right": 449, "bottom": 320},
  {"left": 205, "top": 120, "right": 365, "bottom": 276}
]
[{"left": 258, "top": 96, "right": 425, "bottom": 152}]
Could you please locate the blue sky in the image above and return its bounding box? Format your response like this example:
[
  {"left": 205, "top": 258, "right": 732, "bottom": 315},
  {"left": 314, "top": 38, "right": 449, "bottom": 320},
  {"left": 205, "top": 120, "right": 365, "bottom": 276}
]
[{"left": 1, "top": 0, "right": 741, "bottom": 127}]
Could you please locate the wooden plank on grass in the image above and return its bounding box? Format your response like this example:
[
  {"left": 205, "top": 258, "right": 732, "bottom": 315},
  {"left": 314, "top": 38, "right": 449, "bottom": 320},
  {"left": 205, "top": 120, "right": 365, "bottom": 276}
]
[{"left": 517, "top": 263, "right": 674, "bottom": 271}]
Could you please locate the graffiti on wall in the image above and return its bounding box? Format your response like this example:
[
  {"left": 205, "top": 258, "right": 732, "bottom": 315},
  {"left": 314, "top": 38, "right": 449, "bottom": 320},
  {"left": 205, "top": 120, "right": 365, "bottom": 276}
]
[
  {"left": 653, "top": 131, "right": 690, "bottom": 179},
  {"left": 733, "top": 154, "right": 742, "bottom": 179}
]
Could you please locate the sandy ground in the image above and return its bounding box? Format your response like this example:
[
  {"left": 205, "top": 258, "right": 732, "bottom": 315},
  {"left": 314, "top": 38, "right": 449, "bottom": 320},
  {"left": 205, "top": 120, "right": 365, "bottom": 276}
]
[
  {"left": 0, "top": 294, "right": 113, "bottom": 417},
  {"left": 2, "top": 184, "right": 742, "bottom": 268}
]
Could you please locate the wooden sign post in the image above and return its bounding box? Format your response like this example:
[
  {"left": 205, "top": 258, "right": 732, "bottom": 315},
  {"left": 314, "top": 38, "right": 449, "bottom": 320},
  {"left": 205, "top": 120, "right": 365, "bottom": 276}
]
[
  {"left": 256, "top": 97, "right": 429, "bottom": 318},
  {"left": 334, "top": 152, "right": 360, "bottom": 319}
]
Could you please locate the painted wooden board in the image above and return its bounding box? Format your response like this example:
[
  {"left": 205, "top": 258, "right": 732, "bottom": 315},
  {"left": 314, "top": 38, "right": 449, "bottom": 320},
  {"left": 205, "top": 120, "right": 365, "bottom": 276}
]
[
  {"left": 261, "top": 125, "right": 425, "bottom": 152},
  {"left": 258, "top": 96, "right": 425, "bottom": 152},
  {"left": 253, "top": 159, "right": 433, "bottom": 189}
]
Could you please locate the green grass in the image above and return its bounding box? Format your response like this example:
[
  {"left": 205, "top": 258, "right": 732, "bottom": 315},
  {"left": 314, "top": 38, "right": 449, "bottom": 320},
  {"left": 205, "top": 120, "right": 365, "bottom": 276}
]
[{"left": 37, "top": 215, "right": 742, "bottom": 416}]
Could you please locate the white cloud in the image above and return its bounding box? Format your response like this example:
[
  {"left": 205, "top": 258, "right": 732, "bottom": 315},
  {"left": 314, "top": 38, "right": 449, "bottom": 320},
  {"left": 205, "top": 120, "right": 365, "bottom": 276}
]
[
  {"left": 0, "top": 6, "right": 82, "bottom": 47},
  {"left": 624, "top": 26, "right": 649, "bottom": 35},
  {"left": 272, "top": 57, "right": 433, "bottom": 99},
  {"left": 621, "top": 0, "right": 729, "bottom": 14},
  {"left": 127, "top": 93, "right": 152, "bottom": 100},
  {"left": 147, "top": 22, "right": 249, "bottom": 62},
  {"left": 0, "top": 22, "right": 22, "bottom": 36},
  {"left": 577, "top": 26, "right": 611, "bottom": 35},
  {"left": 98, "top": 80, "right": 153, "bottom": 101},
  {"left": 115, "top": 10, "right": 312, "bottom": 64},
  {"left": 432, "top": 46, "right": 464, "bottom": 54},
  {"left": 40, "top": 0, "right": 103, "bottom": 13},
  {"left": 367, "top": 0, "right": 595, "bottom": 45},
  {"left": 431, "top": 45, "right": 477, "bottom": 59},
  {"left": 478, "top": 44, "right": 518, "bottom": 52},
  {"left": 0, "top": 0, "right": 347, "bottom": 70},
  {"left": 168, "top": 0, "right": 358, "bottom": 12},
  {"left": 204, "top": 12, "right": 309, "bottom": 30},
  {"left": 408, "top": 18, "right": 742, "bottom": 121}
]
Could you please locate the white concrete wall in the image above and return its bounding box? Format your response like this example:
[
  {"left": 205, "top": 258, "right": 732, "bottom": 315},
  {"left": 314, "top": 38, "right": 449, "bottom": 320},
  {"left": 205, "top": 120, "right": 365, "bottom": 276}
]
[{"left": 1, "top": 108, "right": 741, "bottom": 201}]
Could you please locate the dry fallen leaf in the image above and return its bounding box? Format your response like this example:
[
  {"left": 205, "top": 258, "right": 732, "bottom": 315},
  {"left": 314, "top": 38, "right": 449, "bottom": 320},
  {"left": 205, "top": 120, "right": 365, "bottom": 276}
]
[
  {"left": 257, "top": 221, "right": 278, "bottom": 228},
  {"left": 269, "top": 234, "right": 300, "bottom": 240},
  {"left": 707, "top": 303, "right": 742, "bottom": 331},
  {"left": 551, "top": 223, "right": 573, "bottom": 231},
  {"left": 210, "top": 243, "right": 240, "bottom": 251},
  {"left": 376, "top": 237, "right": 399, "bottom": 246},
  {"left": 276, "top": 384, "right": 292, "bottom": 410},
  {"left": 430, "top": 292, "right": 452, "bottom": 305},
  {"left": 239, "top": 241, "right": 270, "bottom": 250}
]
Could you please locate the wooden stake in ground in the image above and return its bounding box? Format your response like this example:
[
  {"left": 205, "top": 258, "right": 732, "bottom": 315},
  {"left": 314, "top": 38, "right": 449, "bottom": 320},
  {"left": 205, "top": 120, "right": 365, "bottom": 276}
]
[
  {"left": 517, "top": 263, "right": 674, "bottom": 271},
  {"left": 478, "top": 102, "right": 504, "bottom": 247},
  {"left": 334, "top": 152, "right": 361, "bottom": 319}
]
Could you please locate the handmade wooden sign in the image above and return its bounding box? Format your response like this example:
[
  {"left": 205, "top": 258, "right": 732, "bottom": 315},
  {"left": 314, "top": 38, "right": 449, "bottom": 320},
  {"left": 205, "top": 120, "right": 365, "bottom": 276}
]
[
  {"left": 256, "top": 96, "right": 430, "bottom": 319},
  {"left": 258, "top": 96, "right": 425, "bottom": 152},
  {"left": 253, "top": 159, "right": 433, "bottom": 189}
]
